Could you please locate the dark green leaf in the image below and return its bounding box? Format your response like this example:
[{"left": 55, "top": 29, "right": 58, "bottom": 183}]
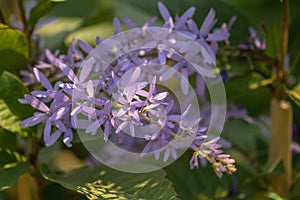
[
  {"left": 265, "top": 23, "right": 281, "bottom": 58},
  {"left": 0, "top": 71, "right": 33, "bottom": 119},
  {"left": 0, "top": 148, "right": 29, "bottom": 191},
  {"left": 40, "top": 165, "right": 178, "bottom": 200},
  {"left": 0, "top": 100, "right": 31, "bottom": 137},
  {"left": 28, "top": 0, "right": 66, "bottom": 28},
  {"left": 225, "top": 74, "right": 272, "bottom": 116},
  {"left": 0, "top": 24, "right": 29, "bottom": 72},
  {"left": 165, "top": 151, "right": 231, "bottom": 199},
  {"left": 223, "top": 119, "right": 268, "bottom": 153}
]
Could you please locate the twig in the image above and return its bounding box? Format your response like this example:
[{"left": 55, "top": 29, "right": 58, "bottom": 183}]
[{"left": 17, "top": 0, "right": 31, "bottom": 58}]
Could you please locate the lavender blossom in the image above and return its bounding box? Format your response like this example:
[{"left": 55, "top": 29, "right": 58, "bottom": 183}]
[{"left": 18, "top": 1, "right": 237, "bottom": 177}]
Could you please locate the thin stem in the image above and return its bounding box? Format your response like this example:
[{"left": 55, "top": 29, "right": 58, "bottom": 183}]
[
  {"left": 17, "top": 0, "right": 31, "bottom": 58},
  {"left": 274, "top": 0, "right": 290, "bottom": 99},
  {"left": 279, "top": 0, "right": 290, "bottom": 82}
]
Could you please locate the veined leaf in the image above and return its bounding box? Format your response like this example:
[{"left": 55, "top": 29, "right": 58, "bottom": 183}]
[
  {"left": 0, "top": 148, "right": 29, "bottom": 191},
  {"left": 0, "top": 100, "right": 31, "bottom": 137},
  {"left": 40, "top": 165, "right": 178, "bottom": 200},
  {"left": 0, "top": 24, "right": 28, "bottom": 72},
  {"left": 0, "top": 71, "right": 33, "bottom": 119}
]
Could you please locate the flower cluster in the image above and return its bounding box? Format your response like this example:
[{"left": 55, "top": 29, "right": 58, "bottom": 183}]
[{"left": 19, "top": 2, "right": 236, "bottom": 177}]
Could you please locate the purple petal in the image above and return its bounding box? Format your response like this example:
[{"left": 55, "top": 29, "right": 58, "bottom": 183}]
[
  {"left": 166, "top": 100, "right": 174, "bottom": 113},
  {"left": 187, "top": 19, "right": 199, "bottom": 34},
  {"left": 79, "top": 57, "right": 94, "bottom": 83},
  {"left": 158, "top": 2, "right": 172, "bottom": 22},
  {"left": 58, "top": 63, "right": 78, "bottom": 83},
  {"left": 122, "top": 17, "right": 138, "bottom": 29},
  {"left": 159, "top": 62, "right": 180, "bottom": 82},
  {"left": 116, "top": 121, "right": 128, "bottom": 133},
  {"left": 86, "top": 118, "right": 104, "bottom": 133},
  {"left": 207, "top": 32, "right": 230, "bottom": 41},
  {"left": 104, "top": 100, "right": 111, "bottom": 114},
  {"left": 25, "top": 94, "right": 50, "bottom": 112},
  {"left": 19, "top": 113, "right": 47, "bottom": 126},
  {"left": 141, "top": 141, "right": 152, "bottom": 156},
  {"left": 113, "top": 17, "right": 122, "bottom": 34},
  {"left": 129, "top": 67, "right": 141, "bottom": 84},
  {"left": 31, "top": 91, "right": 49, "bottom": 98},
  {"left": 103, "top": 121, "right": 112, "bottom": 141},
  {"left": 143, "top": 17, "right": 157, "bottom": 28},
  {"left": 54, "top": 120, "right": 68, "bottom": 132},
  {"left": 163, "top": 149, "right": 170, "bottom": 162},
  {"left": 158, "top": 50, "right": 166, "bottom": 65},
  {"left": 200, "top": 9, "right": 216, "bottom": 33},
  {"left": 175, "top": 7, "right": 196, "bottom": 30},
  {"left": 63, "top": 129, "right": 73, "bottom": 147},
  {"left": 43, "top": 120, "right": 62, "bottom": 147},
  {"left": 153, "top": 92, "right": 168, "bottom": 101},
  {"left": 45, "top": 49, "right": 59, "bottom": 65},
  {"left": 86, "top": 80, "right": 94, "bottom": 97},
  {"left": 49, "top": 106, "right": 70, "bottom": 121},
  {"left": 189, "top": 155, "right": 199, "bottom": 169},
  {"left": 33, "top": 68, "right": 53, "bottom": 90},
  {"left": 78, "top": 39, "right": 93, "bottom": 54},
  {"left": 130, "top": 123, "right": 135, "bottom": 137}
]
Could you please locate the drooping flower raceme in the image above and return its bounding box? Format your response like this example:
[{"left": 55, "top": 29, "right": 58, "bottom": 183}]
[{"left": 19, "top": 2, "right": 236, "bottom": 177}]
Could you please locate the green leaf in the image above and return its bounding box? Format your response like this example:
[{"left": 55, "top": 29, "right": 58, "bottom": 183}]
[
  {"left": 28, "top": 0, "right": 66, "bottom": 28},
  {"left": 0, "top": 148, "right": 29, "bottom": 191},
  {"left": 0, "top": 100, "right": 31, "bottom": 137},
  {"left": 0, "top": 24, "right": 29, "bottom": 72},
  {"left": 0, "top": 71, "right": 33, "bottom": 119},
  {"left": 265, "top": 23, "right": 281, "bottom": 58},
  {"left": 165, "top": 151, "right": 231, "bottom": 199},
  {"left": 40, "top": 165, "right": 178, "bottom": 200},
  {"left": 223, "top": 119, "right": 268, "bottom": 153},
  {"left": 224, "top": 73, "right": 272, "bottom": 116}
]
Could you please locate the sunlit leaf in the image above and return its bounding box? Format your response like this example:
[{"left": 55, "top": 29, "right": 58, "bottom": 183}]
[
  {"left": 0, "top": 148, "right": 29, "bottom": 191},
  {"left": 0, "top": 24, "right": 28, "bottom": 72},
  {"left": 0, "top": 100, "right": 31, "bottom": 137},
  {"left": 0, "top": 71, "right": 33, "bottom": 119},
  {"left": 40, "top": 165, "right": 178, "bottom": 200}
]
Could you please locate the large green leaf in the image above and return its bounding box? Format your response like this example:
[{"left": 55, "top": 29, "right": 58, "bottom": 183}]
[
  {"left": 0, "top": 100, "right": 31, "bottom": 137},
  {"left": 40, "top": 165, "right": 178, "bottom": 200},
  {"left": 0, "top": 148, "right": 29, "bottom": 191},
  {"left": 28, "top": 0, "right": 66, "bottom": 28},
  {"left": 0, "top": 24, "right": 29, "bottom": 72},
  {"left": 0, "top": 71, "right": 33, "bottom": 119}
]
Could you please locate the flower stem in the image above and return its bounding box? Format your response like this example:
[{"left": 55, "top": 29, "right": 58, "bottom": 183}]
[{"left": 269, "top": 98, "right": 292, "bottom": 197}]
